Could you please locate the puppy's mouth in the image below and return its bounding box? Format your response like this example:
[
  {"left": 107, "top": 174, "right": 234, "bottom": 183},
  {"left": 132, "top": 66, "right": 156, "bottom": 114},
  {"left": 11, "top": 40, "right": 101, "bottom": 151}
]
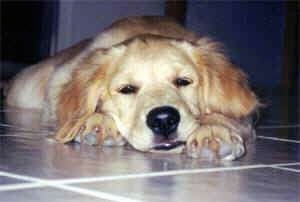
[{"left": 151, "top": 140, "right": 186, "bottom": 153}]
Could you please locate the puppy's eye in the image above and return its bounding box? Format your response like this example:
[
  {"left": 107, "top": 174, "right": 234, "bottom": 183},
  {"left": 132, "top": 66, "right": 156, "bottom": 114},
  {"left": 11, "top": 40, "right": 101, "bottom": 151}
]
[
  {"left": 173, "top": 77, "right": 193, "bottom": 87},
  {"left": 118, "top": 85, "right": 138, "bottom": 94}
]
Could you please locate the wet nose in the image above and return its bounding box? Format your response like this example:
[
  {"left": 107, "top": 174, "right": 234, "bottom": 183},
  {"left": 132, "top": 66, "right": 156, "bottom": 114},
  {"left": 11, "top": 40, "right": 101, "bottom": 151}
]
[{"left": 146, "top": 106, "right": 180, "bottom": 137}]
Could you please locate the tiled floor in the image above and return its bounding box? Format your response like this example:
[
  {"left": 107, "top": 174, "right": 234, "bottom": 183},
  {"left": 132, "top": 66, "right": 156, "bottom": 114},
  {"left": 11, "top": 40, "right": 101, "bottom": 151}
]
[{"left": 0, "top": 103, "right": 299, "bottom": 202}]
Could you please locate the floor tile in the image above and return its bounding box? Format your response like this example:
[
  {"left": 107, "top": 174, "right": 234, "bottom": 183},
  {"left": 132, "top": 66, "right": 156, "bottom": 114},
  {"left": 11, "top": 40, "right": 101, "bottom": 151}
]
[
  {"left": 76, "top": 168, "right": 300, "bottom": 202},
  {"left": 240, "top": 139, "right": 299, "bottom": 164},
  {"left": 1, "top": 187, "right": 108, "bottom": 202},
  {"left": 0, "top": 132, "right": 298, "bottom": 179},
  {"left": 257, "top": 127, "right": 300, "bottom": 141}
]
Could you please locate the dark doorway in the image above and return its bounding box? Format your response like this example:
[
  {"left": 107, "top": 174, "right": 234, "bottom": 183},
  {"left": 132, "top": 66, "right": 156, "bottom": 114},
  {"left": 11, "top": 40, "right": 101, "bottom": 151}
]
[{"left": 1, "top": 1, "right": 58, "bottom": 80}]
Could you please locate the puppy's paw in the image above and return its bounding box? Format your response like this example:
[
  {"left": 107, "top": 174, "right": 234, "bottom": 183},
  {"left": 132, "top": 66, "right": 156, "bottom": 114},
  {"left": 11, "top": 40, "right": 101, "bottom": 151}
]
[
  {"left": 73, "top": 113, "right": 103, "bottom": 145},
  {"left": 74, "top": 113, "right": 125, "bottom": 146},
  {"left": 186, "top": 125, "right": 245, "bottom": 161}
]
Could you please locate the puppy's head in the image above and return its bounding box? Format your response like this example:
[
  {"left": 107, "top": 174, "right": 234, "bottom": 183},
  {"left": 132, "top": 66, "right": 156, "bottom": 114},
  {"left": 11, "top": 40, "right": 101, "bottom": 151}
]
[{"left": 58, "top": 35, "right": 258, "bottom": 152}]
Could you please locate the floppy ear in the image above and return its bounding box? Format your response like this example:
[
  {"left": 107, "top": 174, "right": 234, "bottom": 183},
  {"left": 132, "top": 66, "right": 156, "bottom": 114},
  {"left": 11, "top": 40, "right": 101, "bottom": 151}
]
[
  {"left": 55, "top": 49, "right": 110, "bottom": 142},
  {"left": 194, "top": 38, "right": 259, "bottom": 119}
]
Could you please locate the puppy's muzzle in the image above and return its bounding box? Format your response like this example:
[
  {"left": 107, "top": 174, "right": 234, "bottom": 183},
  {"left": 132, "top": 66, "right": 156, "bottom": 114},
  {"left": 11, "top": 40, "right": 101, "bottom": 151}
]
[
  {"left": 146, "top": 106, "right": 185, "bottom": 151},
  {"left": 146, "top": 106, "right": 180, "bottom": 137}
]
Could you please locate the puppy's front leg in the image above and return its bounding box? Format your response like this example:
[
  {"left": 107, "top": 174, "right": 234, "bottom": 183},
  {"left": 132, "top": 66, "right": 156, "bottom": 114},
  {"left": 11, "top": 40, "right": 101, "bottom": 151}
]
[
  {"left": 55, "top": 113, "right": 125, "bottom": 146},
  {"left": 186, "top": 113, "right": 254, "bottom": 160}
]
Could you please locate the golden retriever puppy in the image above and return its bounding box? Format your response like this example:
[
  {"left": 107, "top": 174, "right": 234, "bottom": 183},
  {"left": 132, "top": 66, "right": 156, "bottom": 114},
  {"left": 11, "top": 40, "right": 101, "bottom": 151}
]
[{"left": 6, "top": 16, "right": 259, "bottom": 160}]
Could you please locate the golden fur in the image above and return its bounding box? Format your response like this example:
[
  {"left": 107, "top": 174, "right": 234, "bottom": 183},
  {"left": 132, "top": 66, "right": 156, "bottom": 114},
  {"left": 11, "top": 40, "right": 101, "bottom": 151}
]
[{"left": 6, "top": 16, "right": 259, "bottom": 160}]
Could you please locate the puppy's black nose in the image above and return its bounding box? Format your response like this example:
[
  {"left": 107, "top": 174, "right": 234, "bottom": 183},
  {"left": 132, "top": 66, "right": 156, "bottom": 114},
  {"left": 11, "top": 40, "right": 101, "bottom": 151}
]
[{"left": 146, "top": 106, "right": 180, "bottom": 137}]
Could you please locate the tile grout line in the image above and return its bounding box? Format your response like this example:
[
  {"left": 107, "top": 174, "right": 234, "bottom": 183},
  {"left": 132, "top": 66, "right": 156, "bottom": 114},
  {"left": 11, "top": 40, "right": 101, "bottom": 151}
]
[
  {"left": 1, "top": 162, "right": 299, "bottom": 192},
  {"left": 258, "top": 124, "right": 300, "bottom": 129},
  {"left": 0, "top": 182, "right": 45, "bottom": 191},
  {"left": 32, "top": 162, "right": 300, "bottom": 185},
  {"left": 257, "top": 136, "right": 300, "bottom": 143},
  {"left": 51, "top": 164, "right": 268, "bottom": 185},
  {"left": 0, "top": 183, "right": 140, "bottom": 202},
  {"left": 0, "top": 171, "right": 140, "bottom": 202},
  {"left": 267, "top": 162, "right": 300, "bottom": 167},
  {"left": 51, "top": 183, "right": 141, "bottom": 202},
  {"left": 269, "top": 166, "right": 300, "bottom": 173},
  {"left": 55, "top": 162, "right": 300, "bottom": 184}
]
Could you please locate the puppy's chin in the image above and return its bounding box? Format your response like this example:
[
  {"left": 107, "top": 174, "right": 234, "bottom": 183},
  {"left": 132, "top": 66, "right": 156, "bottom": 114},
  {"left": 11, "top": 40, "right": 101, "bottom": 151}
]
[{"left": 150, "top": 140, "right": 186, "bottom": 154}]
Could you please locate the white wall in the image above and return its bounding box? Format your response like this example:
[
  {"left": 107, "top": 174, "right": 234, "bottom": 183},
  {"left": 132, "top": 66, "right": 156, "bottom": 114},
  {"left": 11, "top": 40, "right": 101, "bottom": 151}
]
[{"left": 54, "top": 0, "right": 164, "bottom": 52}]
